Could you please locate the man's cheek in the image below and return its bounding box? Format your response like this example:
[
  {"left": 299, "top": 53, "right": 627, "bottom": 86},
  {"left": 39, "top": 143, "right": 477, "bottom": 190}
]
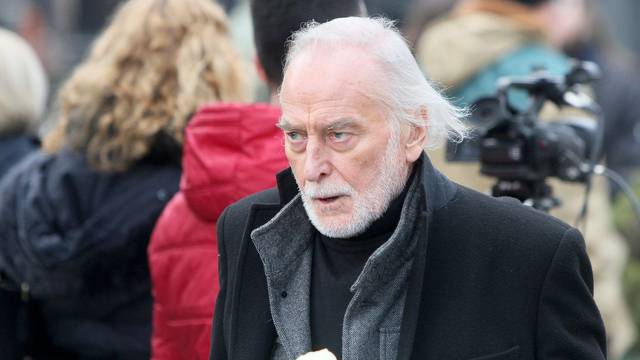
[
  {"left": 285, "top": 149, "right": 300, "bottom": 168},
  {"left": 288, "top": 159, "right": 306, "bottom": 188}
]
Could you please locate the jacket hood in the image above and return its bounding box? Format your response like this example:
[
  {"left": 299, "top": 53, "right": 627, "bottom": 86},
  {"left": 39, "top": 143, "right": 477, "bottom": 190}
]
[
  {"left": 0, "top": 151, "right": 179, "bottom": 299},
  {"left": 181, "top": 103, "right": 288, "bottom": 222},
  {"left": 417, "top": 4, "right": 545, "bottom": 89}
]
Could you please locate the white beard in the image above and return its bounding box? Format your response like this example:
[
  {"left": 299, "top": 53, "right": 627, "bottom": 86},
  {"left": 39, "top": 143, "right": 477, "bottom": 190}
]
[{"left": 299, "top": 132, "right": 409, "bottom": 238}]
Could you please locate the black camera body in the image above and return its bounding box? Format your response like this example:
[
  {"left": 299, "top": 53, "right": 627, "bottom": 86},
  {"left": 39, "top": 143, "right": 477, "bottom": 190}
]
[{"left": 447, "top": 62, "right": 601, "bottom": 211}]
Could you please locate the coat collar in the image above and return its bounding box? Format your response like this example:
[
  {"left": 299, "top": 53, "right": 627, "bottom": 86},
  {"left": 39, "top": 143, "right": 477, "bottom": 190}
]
[
  {"left": 249, "top": 193, "right": 313, "bottom": 358},
  {"left": 275, "top": 167, "right": 298, "bottom": 205},
  {"left": 398, "top": 153, "right": 458, "bottom": 360},
  {"left": 229, "top": 203, "right": 281, "bottom": 360},
  {"left": 418, "top": 152, "right": 459, "bottom": 214},
  {"left": 232, "top": 152, "right": 458, "bottom": 359}
]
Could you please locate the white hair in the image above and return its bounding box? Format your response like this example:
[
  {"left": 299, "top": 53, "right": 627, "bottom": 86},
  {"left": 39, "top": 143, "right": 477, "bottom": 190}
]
[
  {"left": 0, "top": 28, "right": 48, "bottom": 136},
  {"left": 282, "top": 16, "right": 468, "bottom": 149}
]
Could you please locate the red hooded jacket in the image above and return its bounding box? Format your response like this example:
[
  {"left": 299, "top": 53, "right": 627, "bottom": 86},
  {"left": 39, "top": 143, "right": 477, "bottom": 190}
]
[{"left": 148, "top": 103, "right": 288, "bottom": 360}]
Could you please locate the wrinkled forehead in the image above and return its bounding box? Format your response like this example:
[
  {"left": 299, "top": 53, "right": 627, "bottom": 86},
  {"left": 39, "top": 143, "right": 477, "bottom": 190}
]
[{"left": 280, "top": 45, "right": 387, "bottom": 107}]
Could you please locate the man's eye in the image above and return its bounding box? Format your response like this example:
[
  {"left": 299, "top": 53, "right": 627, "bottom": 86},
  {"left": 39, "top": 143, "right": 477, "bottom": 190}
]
[
  {"left": 330, "top": 132, "right": 350, "bottom": 142},
  {"left": 286, "top": 132, "right": 304, "bottom": 141}
]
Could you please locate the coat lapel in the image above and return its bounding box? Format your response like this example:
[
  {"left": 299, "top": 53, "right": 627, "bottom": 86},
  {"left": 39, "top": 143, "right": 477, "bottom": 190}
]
[
  {"left": 229, "top": 168, "right": 300, "bottom": 359},
  {"left": 397, "top": 154, "right": 456, "bottom": 360},
  {"left": 230, "top": 204, "right": 281, "bottom": 360},
  {"left": 396, "top": 210, "right": 430, "bottom": 360}
]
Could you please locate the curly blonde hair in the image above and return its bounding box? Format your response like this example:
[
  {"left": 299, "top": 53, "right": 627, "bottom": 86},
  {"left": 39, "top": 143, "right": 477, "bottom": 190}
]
[{"left": 44, "top": 0, "right": 248, "bottom": 172}]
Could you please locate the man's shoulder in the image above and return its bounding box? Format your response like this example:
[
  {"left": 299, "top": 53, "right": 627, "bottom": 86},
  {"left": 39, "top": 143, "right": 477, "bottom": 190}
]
[
  {"left": 455, "top": 185, "right": 569, "bottom": 227},
  {"left": 216, "top": 187, "right": 281, "bottom": 263},
  {"left": 224, "top": 187, "right": 280, "bottom": 217},
  {"left": 218, "top": 187, "right": 280, "bottom": 235},
  {"left": 436, "top": 184, "right": 575, "bottom": 255}
]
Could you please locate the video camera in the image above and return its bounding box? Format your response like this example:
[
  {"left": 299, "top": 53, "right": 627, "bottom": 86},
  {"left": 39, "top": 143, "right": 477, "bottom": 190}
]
[{"left": 447, "top": 61, "right": 602, "bottom": 212}]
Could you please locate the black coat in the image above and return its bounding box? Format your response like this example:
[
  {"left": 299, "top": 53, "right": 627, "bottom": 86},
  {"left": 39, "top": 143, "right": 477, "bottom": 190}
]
[
  {"left": 0, "top": 149, "right": 180, "bottom": 359},
  {"left": 211, "top": 156, "right": 606, "bottom": 360}
]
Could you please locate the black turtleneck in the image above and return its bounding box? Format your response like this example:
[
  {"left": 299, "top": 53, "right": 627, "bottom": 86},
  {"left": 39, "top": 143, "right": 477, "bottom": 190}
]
[{"left": 309, "top": 171, "right": 413, "bottom": 357}]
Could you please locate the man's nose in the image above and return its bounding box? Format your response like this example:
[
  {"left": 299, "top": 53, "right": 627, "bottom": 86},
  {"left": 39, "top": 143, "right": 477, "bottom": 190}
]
[{"left": 304, "top": 139, "right": 332, "bottom": 182}]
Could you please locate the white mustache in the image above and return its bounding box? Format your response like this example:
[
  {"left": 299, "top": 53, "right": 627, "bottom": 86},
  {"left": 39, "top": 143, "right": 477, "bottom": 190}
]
[{"left": 303, "top": 181, "right": 355, "bottom": 199}]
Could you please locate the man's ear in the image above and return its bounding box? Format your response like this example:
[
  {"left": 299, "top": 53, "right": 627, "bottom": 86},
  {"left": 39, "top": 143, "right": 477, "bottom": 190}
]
[
  {"left": 405, "top": 125, "right": 427, "bottom": 162},
  {"left": 405, "top": 107, "right": 428, "bottom": 162}
]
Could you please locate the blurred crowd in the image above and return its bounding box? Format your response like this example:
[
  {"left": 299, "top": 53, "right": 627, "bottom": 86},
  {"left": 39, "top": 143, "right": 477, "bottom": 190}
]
[{"left": 0, "top": 0, "right": 639, "bottom": 359}]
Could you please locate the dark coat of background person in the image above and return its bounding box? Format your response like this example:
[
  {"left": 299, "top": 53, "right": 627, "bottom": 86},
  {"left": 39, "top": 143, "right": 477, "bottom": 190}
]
[
  {"left": 0, "top": 149, "right": 180, "bottom": 358},
  {"left": 0, "top": 26, "right": 49, "bottom": 359},
  {"left": 210, "top": 157, "right": 606, "bottom": 360},
  {"left": 148, "top": 103, "right": 288, "bottom": 360},
  {"left": 0, "top": 135, "right": 39, "bottom": 180}
]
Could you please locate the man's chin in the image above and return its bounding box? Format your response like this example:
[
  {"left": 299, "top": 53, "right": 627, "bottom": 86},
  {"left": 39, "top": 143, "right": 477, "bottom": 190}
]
[
  {"left": 303, "top": 197, "right": 366, "bottom": 237},
  {"left": 310, "top": 214, "right": 369, "bottom": 238},
  {"left": 314, "top": 223, "right": 359, "bottom": 238}
]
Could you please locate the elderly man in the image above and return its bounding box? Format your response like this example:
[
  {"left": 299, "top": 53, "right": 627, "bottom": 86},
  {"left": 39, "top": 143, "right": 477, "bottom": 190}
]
[{"left": 211, "top": 17, "right": 606, "bottom": 360}]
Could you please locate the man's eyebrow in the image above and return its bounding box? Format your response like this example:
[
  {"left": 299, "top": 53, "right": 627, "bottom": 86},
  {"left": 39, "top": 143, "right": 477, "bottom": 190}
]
[
  {"left": 326, "top": 118, "right": 359, "bottom": 131},
  {"left": 277, "top": 117, "right": 360, "bottom": 132},
  {"left": 277, "top": 117, "right": 295, "bottom": 131}
]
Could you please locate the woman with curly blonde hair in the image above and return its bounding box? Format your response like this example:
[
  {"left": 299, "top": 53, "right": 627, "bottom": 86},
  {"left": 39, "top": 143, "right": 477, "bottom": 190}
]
[
  {"left": 0, "top": 0, "right": 246, "bottom": 358},
  {"left": 44, "top": 0, "right": 247, "bottom": 171}
]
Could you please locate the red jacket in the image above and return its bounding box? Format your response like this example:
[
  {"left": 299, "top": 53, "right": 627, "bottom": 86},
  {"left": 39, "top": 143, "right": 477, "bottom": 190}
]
[{"left": 148, "top": 103, "right": 288, "bottom": 360}]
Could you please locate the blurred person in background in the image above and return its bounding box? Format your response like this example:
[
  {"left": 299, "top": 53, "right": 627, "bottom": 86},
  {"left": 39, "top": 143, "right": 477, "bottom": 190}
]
[
  {"left": 403, "top": 0, "right": 457, "bottom": 51},
  {"left": 0, "top": 28, "right": 47, "bottom": 180},
  {"left": 147, "top": 1, "right": 366, "bottom": 359},
  {"left": 0, "top": 27, "right": 48, "bottom": 360},
  {"left": 0, "top": 0, "right": 125, "bottom": 104},
  {"left": 0, "top": 0, "right": 246, "bottom": 358},
  {"left": 548, "top": 0, "right": 640, "bottom": 356},
  {"left": 0, "top": 0, "right": 47, "bottom": 62},
  {"left": 417, "top": 0, "right": 635, "bottom": 357},
  {"left": 364, "top": 0, "right": 412, "bottom": 27},
  {"left": 551, "top": 0, "right": 640, "bottom": 196}
]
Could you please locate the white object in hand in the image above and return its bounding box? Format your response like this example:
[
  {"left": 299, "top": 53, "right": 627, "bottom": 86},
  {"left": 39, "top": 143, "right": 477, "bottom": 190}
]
[{"left": 296, "top": 349, "right": 338, "bottom": 360}]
